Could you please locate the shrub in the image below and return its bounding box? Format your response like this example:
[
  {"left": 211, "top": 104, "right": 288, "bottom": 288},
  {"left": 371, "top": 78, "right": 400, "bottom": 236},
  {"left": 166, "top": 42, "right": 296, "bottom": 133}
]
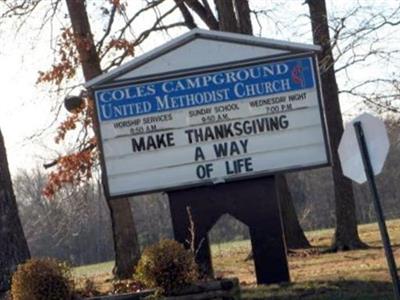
[
  {"left": 11, "top": 258, "right": 73, "bottom": 300},
  {"left": 135, "top": 239, "right": 198, "bottom": 295}
]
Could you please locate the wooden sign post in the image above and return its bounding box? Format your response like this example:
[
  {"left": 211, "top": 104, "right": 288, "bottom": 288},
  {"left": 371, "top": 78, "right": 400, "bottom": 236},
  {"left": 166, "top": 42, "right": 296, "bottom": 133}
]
[{"left": 169, "top": 176, "right": 289, "bottom": 284}]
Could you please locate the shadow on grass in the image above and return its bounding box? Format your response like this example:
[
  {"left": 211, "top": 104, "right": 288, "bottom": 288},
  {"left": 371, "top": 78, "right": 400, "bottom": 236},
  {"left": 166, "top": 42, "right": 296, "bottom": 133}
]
[{"left": 241, "top": 280, "right": 395, "bottom": 300}]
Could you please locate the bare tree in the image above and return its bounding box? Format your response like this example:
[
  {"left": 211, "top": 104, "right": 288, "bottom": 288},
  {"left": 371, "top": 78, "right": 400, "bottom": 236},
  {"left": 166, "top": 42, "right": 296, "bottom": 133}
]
[
  {"left": 64, "top": 0, "right": 141, "bottom": 279},
  {"left": 333, "top": 4, "right": 400, "bottom": 115},
  {"left": 307, "top": 0, "right": 367, "bottom": 250},
  {"left": 14, "top": 168, "right": 114, "bottom": 265}
]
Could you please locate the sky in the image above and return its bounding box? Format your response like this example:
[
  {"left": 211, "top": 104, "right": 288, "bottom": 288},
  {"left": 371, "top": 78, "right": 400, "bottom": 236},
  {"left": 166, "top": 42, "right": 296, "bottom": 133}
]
[
  {"left": 0, "top": 19, "right": 57, "bottom": 172},
  {"left": 0, "top": 0, "right": 398, "bottom": 176}
]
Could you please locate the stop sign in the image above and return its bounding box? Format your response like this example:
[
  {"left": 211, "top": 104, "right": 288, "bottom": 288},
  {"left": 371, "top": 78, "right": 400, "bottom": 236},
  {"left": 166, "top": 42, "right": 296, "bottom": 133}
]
[{"left": 338, "top": 113, "right": 390, "bottom": 184}]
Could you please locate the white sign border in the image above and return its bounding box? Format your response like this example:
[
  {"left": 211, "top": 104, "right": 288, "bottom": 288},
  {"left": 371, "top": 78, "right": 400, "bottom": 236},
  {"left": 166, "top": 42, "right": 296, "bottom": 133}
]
[{"left": 91, "top": 52, "right": 332, "bottom": 199}]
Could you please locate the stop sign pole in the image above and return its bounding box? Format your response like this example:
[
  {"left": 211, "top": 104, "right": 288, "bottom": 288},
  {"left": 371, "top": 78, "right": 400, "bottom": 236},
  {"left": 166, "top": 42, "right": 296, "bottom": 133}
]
[{"left": 354, "top": 121, "right": 400, "bottom": 299}]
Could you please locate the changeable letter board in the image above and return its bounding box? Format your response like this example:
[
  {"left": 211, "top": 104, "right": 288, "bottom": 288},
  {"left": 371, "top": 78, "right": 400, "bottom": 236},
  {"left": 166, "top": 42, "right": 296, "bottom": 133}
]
[{"left": 94, "top": 54, "right": 330, "bottom": 197}]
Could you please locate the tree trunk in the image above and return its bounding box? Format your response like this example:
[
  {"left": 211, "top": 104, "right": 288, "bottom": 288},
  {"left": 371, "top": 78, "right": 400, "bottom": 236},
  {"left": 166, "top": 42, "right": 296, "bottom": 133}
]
[
  {"left": 307, "top": 0, "right": 367, "bottom": 250},
  {"left": 214, "top": 0, "right": 239, "bottom": 32},
  {"left": 233, "top": 0, "right": 253, "bottom": 35},
  {"left": 65, "top": 0, "right": 140, "bottom": 278},
  {"left": 107, "top": 197, "right": 140, "bottom": 278},
  {"left": 0, "top": 129, "right": 30, "bottom": 292},
  {"left": 276, "top": 175, "right": 310, "bottom": 249}
]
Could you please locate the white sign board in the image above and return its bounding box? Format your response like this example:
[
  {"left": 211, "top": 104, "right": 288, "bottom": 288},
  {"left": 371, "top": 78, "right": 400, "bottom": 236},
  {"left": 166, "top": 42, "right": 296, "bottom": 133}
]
[
  {"left": 93, "top": 54, "right": 330, "bottom": 197},
  {"left": 338, "top": 113, "right": 390, "bottom": 184}
]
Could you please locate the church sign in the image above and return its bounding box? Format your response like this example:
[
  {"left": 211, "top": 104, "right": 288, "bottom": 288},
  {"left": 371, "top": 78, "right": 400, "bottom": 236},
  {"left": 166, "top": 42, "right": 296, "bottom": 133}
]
[{"left": 89, "top": 31, "right": 330, "bottom": 198}]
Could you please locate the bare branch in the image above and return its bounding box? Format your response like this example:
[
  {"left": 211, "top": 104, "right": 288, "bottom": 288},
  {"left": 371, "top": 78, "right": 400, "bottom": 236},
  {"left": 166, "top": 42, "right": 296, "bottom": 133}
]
[
  {"left": 175, "top": 0, "right": 197, "bottom": 29},
  {"left": 183, "top": 0, "right": 219, "bottom": 30},
  {"left": 43, "top": 143, "right": 96, "bottom": 170},
  {"left": 117, "top": 0, "right": 165, "bottom": 40},
  {"left": 103, "top": 22, "right": 185, "bottom": 72},
  {"left": 96, "top": 4, "right": 117, "bottom": 52},
  {"left": 103, "top": 3, "right": 182, "bottom": 71},
  {"left": 99, "top": 0, "right": 166, "bottom": 60},
  {"left": 341, "top": 90, "right": 400, "bottom": 114},
  {"left": 1, "top": 0, "right": 42, "bottom": 18}
]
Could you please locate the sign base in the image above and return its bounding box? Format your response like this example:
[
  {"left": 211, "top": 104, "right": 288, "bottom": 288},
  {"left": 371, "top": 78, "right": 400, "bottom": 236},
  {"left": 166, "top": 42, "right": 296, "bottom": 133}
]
[{"left": 168, "top": 176, "right": 290, "bottom": 285}]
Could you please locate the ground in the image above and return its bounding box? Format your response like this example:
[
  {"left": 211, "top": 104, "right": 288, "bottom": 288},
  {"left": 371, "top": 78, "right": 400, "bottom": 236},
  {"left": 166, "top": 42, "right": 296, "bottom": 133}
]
[{"left": 73, "top": 219, "right": 400, "bottom": 299}]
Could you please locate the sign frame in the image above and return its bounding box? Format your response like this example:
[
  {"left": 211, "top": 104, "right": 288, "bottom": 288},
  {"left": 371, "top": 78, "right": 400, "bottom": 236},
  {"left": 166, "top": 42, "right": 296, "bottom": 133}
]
[{"left": 90, "top": 51, "right": 331, "bottom": 199}]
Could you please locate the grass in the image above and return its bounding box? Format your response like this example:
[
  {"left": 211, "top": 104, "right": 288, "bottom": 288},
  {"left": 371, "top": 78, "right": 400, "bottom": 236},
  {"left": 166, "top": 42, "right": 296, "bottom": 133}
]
[
  {"left": 74, "top": 261, "right": 114, "bottom": 277},
  {"left": 73, "top": 219, "right": 400, "bottom": 299}
]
